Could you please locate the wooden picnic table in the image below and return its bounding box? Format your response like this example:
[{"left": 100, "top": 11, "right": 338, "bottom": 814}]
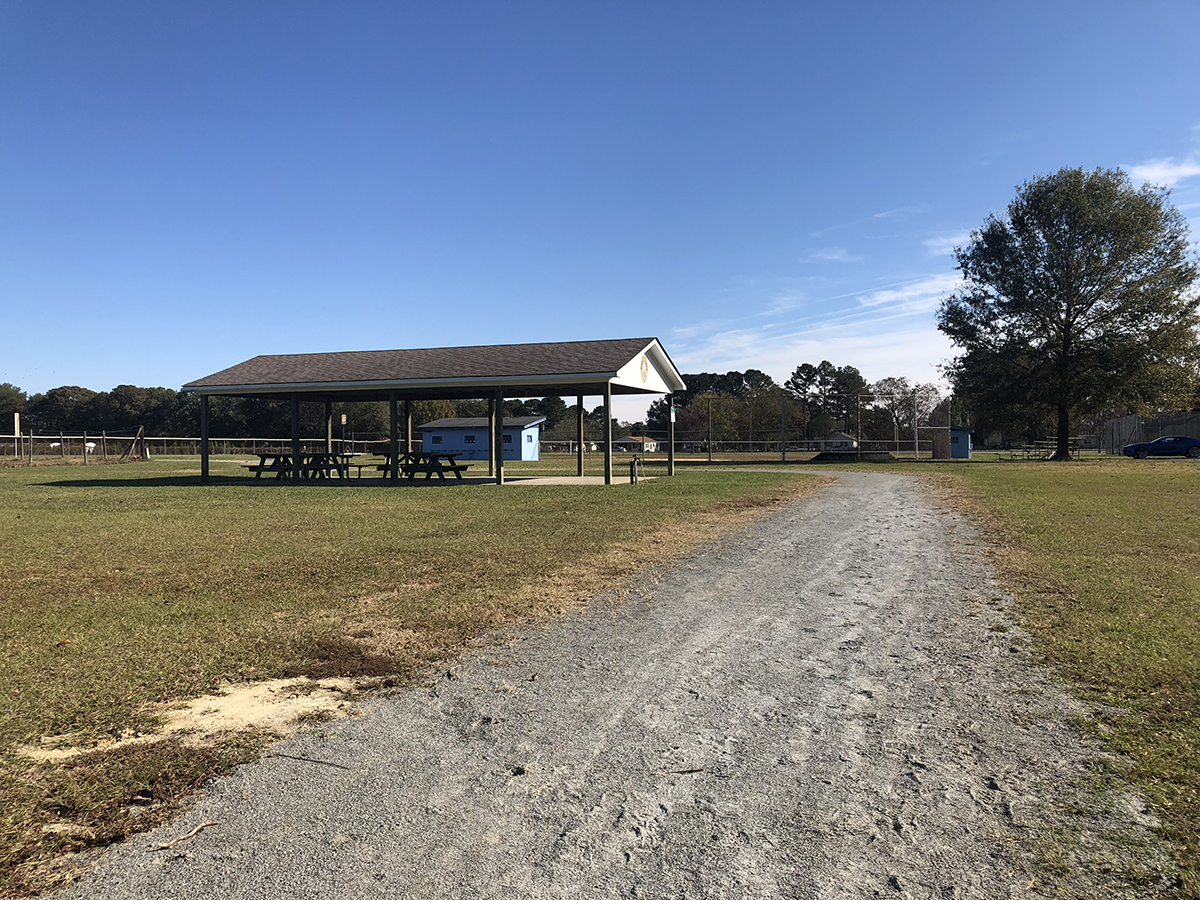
[
  {"left": 377, "top": 451, "right": 469, "bottom": 481},
  {"left": 242, "top": 452, "right": 354, "bottom": 480}
]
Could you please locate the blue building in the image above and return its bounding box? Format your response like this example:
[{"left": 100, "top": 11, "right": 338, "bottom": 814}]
[{"left": 417, "top": 416, "right": 546, "bottom": 461}]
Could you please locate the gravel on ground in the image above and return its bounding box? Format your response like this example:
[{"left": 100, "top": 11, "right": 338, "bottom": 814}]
[{"left": 58, "top": 471, "right": 1173, "bottom": 899}]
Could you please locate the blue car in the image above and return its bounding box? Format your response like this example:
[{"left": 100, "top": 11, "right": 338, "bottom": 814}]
[{"left": 1122, "top": 435, "right": 1200, "bottom": 459}]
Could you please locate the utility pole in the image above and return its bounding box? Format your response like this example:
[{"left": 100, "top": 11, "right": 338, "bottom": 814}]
[
  {"left": 780, "top": 392, "right": 786, "bottom": 463},
  {"left": 913, "top": 394, "right": 919, "bottom": 460},
  {"left": 748, "top": 393, "right": 754, "bottom": 456},
  {"left": 707, "top": 394, "right": 713, "bottom": 463},
  {"left": 856, "top": 395, "right": 862, "bottom": 462}
]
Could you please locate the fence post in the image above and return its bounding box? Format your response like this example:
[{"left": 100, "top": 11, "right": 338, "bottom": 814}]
[{"left": 83, "top": 430, "right": 88, "bottom": 465}]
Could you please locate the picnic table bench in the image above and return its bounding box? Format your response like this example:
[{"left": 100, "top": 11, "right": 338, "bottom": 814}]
[
  {"left": 377, "top": 451, "right": 469, "bottom": 481},
  {"left": 242, "top": 452, "right": 353, "bottom": 480}
]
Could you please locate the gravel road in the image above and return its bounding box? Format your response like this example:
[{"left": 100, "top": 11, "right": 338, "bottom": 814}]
[{"left": 60, "top": 471, "right": 1168, "bottom": 899}]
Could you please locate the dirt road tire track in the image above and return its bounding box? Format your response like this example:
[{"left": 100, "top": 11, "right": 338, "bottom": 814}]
[{"left": 58, "top": 471, "right": 1170, "bottom": 899}]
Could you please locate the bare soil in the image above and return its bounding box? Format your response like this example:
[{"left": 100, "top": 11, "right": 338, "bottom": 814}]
[
  {"left": 19, "top": 678, "right": 361, "bottom": 764},
  {"left": 55, "top": 471, "right": 1173, "bottom": 899}
]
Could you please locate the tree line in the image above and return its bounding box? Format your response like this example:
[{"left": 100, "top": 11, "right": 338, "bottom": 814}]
[{"left": 639, "top": 365, "right": 948, "bottom": 445}]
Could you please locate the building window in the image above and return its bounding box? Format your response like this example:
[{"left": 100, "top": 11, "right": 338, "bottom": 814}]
[
  {"left": 432, "top": 435, "right": 443, "bottom": 444},
  {"left": 464, "top": 435, "right": 475, "bottom": 444},
  {"left": 526, "top": 434, "right": 533, "bottom": 443},
  {"left": 503, "top": 434, "right": 512, "bottom": 443}
]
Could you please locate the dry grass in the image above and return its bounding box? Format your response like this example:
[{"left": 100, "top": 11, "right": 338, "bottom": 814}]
[{"left": 0, "top": 456, "right": 824, "bottom": 896}]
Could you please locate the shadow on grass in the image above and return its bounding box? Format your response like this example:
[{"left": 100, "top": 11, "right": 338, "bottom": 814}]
[
  {"left": 41, "top": 476, "right": 247, "bottom": 488},
  {"left": 39, "top": 476, "right": 450, "bottom": 488}
]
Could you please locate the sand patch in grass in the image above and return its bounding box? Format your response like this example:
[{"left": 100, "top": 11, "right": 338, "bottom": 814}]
[{"left": 17, "top": 677, "right": 360, "bottom": 763}]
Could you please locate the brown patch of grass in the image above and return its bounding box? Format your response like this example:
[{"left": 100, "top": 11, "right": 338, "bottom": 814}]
[{"left": 1, "top": 733, "right": 269, "bottom": 897}]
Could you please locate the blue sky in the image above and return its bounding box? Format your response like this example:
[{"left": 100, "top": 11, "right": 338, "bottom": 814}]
[{"left": 3, "top": 1, "right": 1199, "bottom": 422}]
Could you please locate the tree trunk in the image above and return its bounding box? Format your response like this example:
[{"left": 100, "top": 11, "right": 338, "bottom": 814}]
[{"left": 1052, "top": 404, "right": 1072, "bottom": 460}]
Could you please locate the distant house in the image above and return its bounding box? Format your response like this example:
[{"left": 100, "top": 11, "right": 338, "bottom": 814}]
[
  {"left": 814, "top": 431, "right": 858, "bottom": 451},
  {"left": 612, "top": 435, "right": 659, "bottom": 453},
  {"left": 417, "top": 416, "right": 546, "bottom": 461}
]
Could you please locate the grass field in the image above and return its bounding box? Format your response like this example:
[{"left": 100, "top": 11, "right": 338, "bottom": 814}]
[
  {"left": 0, "top": 455, "right": 820, "bottom": 895},
  {"left": 5, "top": 451, "right": 1197, "bottom": 894},
  {"left": 935, "top": 458, "right": 1200, "bottom": 896}
]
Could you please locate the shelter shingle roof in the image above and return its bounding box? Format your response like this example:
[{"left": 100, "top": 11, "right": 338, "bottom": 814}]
[
  {"left": 186, "top": 338, "right": 653, "bottom": 389},
  {"left": 183, "top": 337, "right": 683, "bottom": 400}
]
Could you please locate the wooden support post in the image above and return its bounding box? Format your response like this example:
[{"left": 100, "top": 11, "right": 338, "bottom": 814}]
[
  {"left": 324, "top": 401, "right": 333, "bottom": 453},
  {"left": 603, "top": 383, "right": 612, "bottom": 485},
  {"left": 290, "top": 396, "right": 302, "bottom": 484},
  {"left": 82, "top": 430, "right": 88, "bottom": 465},
  {"left": 576, "top": 394, "right": 584, "bottom": 477},
  {"left": 389, "top": 392, "right": 399, "bottom": 485},
  {"left": 494, "top": 387, "right": 505, "bottom": 485},
  {"left": 487, "top": 396, "right": 496, "bottom": 478},
  {"left": 667, "top": 394, "right": 675, "bottom": 476},
  {"left": 404, "top": 399, "right": 413, "bottom": 454},
  {"left": 200, "top": 397, "right": 210, "bottom": 484},
  {"left": 102, "top": 430, "right": 108, "bottom": 461}
]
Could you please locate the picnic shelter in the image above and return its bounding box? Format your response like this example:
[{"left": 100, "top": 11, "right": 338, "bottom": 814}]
[{"left": 182, "top": 337, "right": 686, "bottom": 486}]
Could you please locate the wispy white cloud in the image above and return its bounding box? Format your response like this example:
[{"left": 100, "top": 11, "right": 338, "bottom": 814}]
[
  {"left": 873, "top": 205, "right": 925, "bottom": 220},
  {"left": 1127, "top": 156, "right": 1200, "bottom": 187},
  {"left": 857, "top": 272, "right": 961, "bottom": 312},
  {"left": 811, "top": 205, "right": 926, "bottom": 237},
  {"left": 801, "top": 247, "right": 863, "bottom": 264},
  {"left": 923, "top": 231, "right": 971, "bottom": 256},
  {"left": 666, "top": 270, "right": 962, "bottom": 394},
  {"left": 672, "top": 321, "right": 955, "bottom": 390}
]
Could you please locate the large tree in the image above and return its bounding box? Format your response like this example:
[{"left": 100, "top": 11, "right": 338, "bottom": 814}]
[{"left": 938, "top": 167, "right": 1199, "bottom": 459}]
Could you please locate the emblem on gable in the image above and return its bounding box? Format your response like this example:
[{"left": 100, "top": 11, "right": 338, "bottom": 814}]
[{"left": 640, "top": 356, "right": 649, "bottom": 382}]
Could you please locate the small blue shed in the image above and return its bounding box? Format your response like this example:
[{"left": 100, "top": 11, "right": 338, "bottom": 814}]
[
  {"left": 418, "top": 416, "right": 545, "bottom": 461},
  {"left": 950, "top": 426, "right": 972, "bottom": 460}
]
